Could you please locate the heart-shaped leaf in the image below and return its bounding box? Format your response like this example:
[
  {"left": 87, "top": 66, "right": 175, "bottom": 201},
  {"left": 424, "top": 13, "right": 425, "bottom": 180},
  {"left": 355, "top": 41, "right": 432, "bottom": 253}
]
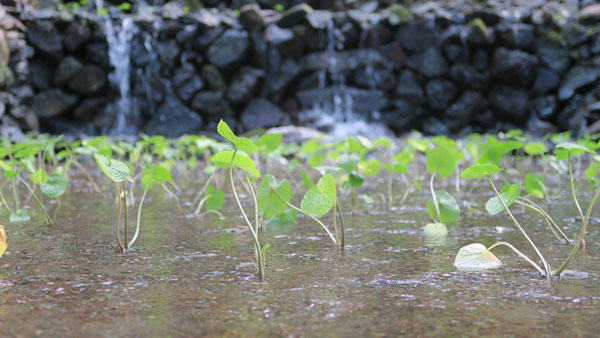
[
  {"left": 485, "top": 183, "right": 521, "bottom": 215},
  {"left": 257, "top": 175, "right": 291, "bottom": 218},
  {"left": 358, "top": 158, "right": 381, "bottom": 176},
  {"left": 217, "top": 120, "right": 256, "bottom": 154},
  {"left": 424, "top": 222, "right": 448, "bottom": 236},
  {"left": 301, "top": 174, "right": 336, "bottom": 216},
  {"left": 426, "top": 190, "right": 460, "bottom": 223},
  {"left": 524, "top": 142, "right": 547, "bottom": 156},
  {"left": 524, "top": 174, "right": 545, "bottom": 199},
  {"left": 210, "top": 151, "right": 260, "bottom": 177},
  {"left": 426, "top": 146, "right": 457, "bottom": 178},
  {"left": 257, "top": 133, "right": 282, "bottom": 153},
  {"left": 454, "top": 243, "right": 503, "bottom": 270},
  {"left": 40, "top": 173, "right": 67, "bottom": 199},
  {"left": 30, "top": 169, "right": 48, "bottom": 184},
  {"left": 312, "top": 166, "right": 341, "bottom": 176},
  {"left": 10, "top": 209, "right": 30, "bottom": 223},
  {"left": 93, "top": 153, "right": 130, "bottom": 183},
  {"left": 460, "top": 164, "right": 503, "bottom": 178},
  {"left": 337, "top": 154, "right": 361, "bottom": 173},
  {"left": 205, "top": 187, "right": 225, "bottom": 211},
  {"left": 348, "top": 173, "right": 364, "bottom": 188}
]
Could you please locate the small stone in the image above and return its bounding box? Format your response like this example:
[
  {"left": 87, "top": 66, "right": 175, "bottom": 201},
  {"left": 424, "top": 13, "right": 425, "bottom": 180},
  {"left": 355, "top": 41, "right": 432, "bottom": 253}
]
[
  {"left": 67, "top": 64, "right": 107, "bottom": 96},
  {"left": 535, "top": 34, "right": 571, "bottom": 74},
  {"left": 26, "top": 21, "right": 62, "bottom": 55},
  {"left": 227, "top": 67, "right": 264, "bottom": 105},
  {"left": 532, "top": 68, "right": 560, "bottom": 95},
  {"left": 489, "top": 85, "right": 529, "bottom": 122},
  {"left": 395, "top": 21, "right": 435, "bottom": 53},
  {"left": 201, "top": 65, "right": 227, "bottom": 91},
  {"left": 532, "top": 96, "right": 557, "bottom": 120},
  {"left": 145, "top": 97, "right": 203, "bottom": 137},
  {"left": 395, "top": 69, "right": 425, "bottom": 105},
  {"left": 239, "top": 4, "right": 266, "bottom": 30},
  {"left": 558, "top": 66, "right": 599, "bottom": 101},
  {"left": 490, "top": 48, "right": 536, "bottom": 87},
  {"left": 63, "top": 21, "right": 91, "bottom": 52},
  {"left": 240, "top": 99, "right": 285, "bottom": 130},
  {"left": 277, "top": 3, "right": 313, "bottom": 28},
  {"left": 425, "top": 78, "right": 456, "bottom": 110},
  {"left": 54, "top": 56, "right": 83, "bottom": 85},
  {"left": 29, "top": 59, "right": 53, "bottom": 90},
  {"left": 406, "top": 47, "right": 448, "bottom": 78},
  {"left": 191, "top": 91, "right": 233, "bottom": 116},
  {"left": 32, "top": 89, "right": 78, "bottom": 117},
  {"left": 207, "top": 29, "right": 249, "bottom": 70}
]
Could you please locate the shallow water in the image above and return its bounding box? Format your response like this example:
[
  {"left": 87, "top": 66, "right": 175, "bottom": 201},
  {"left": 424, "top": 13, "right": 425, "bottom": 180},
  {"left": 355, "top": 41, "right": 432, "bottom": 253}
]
[{"left": 1, "top": 172, "right": 600, "bottom": 337}]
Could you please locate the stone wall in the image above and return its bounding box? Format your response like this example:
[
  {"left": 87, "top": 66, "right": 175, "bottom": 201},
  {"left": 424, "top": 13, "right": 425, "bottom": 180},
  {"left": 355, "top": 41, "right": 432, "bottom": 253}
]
[{"left": 3, "top": 3, "right": 600, "bottom": 138}]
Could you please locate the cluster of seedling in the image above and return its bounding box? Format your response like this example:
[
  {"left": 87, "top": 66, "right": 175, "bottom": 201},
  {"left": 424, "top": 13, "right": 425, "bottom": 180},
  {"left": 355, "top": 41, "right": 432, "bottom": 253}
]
[{"left": 0, "top": 125, "right": 599, "bottom": 280}]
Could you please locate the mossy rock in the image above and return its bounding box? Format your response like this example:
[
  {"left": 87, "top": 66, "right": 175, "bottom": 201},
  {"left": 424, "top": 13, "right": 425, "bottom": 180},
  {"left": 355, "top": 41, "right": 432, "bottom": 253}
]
[{"left": 387, "top": 4, "right": 413, "bottom": 25}]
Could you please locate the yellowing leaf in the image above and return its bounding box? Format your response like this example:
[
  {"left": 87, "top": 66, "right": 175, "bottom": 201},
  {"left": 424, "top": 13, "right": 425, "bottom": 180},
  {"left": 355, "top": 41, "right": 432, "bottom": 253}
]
[{"left": 0, "top": 225, "right": 6, "bottom": 258}]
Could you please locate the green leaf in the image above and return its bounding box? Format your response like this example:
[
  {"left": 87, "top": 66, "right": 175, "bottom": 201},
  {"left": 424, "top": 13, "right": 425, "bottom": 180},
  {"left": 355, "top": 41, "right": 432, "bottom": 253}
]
[
  {"left": 407, "top": 138, "right": 429, "bottom": 152},
  {"left": 454, "top": 243, "right": 503, "bottom": 270},
  {"left": 384, "top": 163, "right": 407, "bottom": 174},
  {"left": 307, "top": 152, "right": 325, "bottom": 166},
  {"left": 524, "top": 142, "right": 547, "bottom": 156},
  {"left": 556, "top": 142, "right": 593, "bottom": 159},
  {"left": 485, "top": 183, "right": 521, "bottom": 215},
  {"left": 426, "top": 146, "right": 457, "bottom": 178},
  {"left": 272, "top": 207, "right": 298, "bottom": 224},
  {"left": 348, "top": 173, "right": 364, "bottom": 188},
  {"left": 524, "top": 174, "right": 545, "bottom": 199},
  {"left": 40, "top": 174, "right": 67, "bottom": 199},
  {"left": 358, "top": 158, "right": 381, "bottom": 176},
  {"left": 210, "top": 151, "right": 260, "bottom": 177},
  {"left": 30, "top": 169, "right": 48, "bottom": 184},
  {"left": 312, "top": 166, "right": 341, "bottom": 176},
  {"left": 424, "top": 222, "right": 448, "bottom": 236},
  {"left": 299, "top": 171, "right": 315, "bottom": 189},
  {"left": 216, "top": 120, "right": 256, "bottom": 153},
  {"left": 257, "top": 175, "right": 291, "bottom": 218},
  {"left": 10, "top": 209, "right": 30, "bottom": 223},
  {"left": 426, "top": 190, "right": 460, "bottom": 223},
  {"left": 301, "top": 174, "right": 337, "bottom": 216},
  {"left": 257, "top": 133, "right": 282, "bottom": 152},
  {"left": 337, "top": 154, "right": 360, "bottom": 173},
  {"left": 460, "top": 164, "right": 503, "bottom": 178},
  {"left": 93, "top": 153, "right": 130, "bottom": 182},
  {"left": 205, "top": 189, "right": 225, "bottom": 211},
  {"left": 141, "top": 164, "right": 173, "bottom": 188}
]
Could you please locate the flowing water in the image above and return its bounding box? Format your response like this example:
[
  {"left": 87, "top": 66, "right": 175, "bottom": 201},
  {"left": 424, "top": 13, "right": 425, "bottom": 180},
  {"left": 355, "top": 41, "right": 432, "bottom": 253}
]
[{"left": 1, "top": 168, "right": 600, "bottom": 336}]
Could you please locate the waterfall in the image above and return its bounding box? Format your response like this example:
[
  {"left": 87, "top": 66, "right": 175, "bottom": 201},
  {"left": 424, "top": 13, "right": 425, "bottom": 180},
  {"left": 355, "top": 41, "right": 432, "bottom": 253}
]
[
  {"left": 299, "top": 16, "right": 389, "bottom": 141},
  {"left": 95, "top": 0, "right": 136, "bottom": 134}
]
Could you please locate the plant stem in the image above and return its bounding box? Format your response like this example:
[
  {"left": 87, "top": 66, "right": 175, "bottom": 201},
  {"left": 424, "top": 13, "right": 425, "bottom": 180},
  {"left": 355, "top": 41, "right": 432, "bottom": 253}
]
[
  {"left": 333, "top": 199, "right": 340, "bottom": 247},
  {"left": 515, "top": 200, "right": 562, "bottom": 242},
  {"left": 122, "top": 181, "right": 129, "bottom": 250},
  {"left": 487, "top": 176, "right": 550, "bottom": 277},
  {"left": 17, "top": 177, "right": 51, "bottom": 226},
  {"left": 552, "top": 183, "right": 600, "bottom": 276},
  {"left": 336, "top": 198, "right": 346, "bottom": 249},
  {"left": 12, "top": 177, "right": 19, "bottom": 210},
  {"left": 161, "top": 182, "right": 185, "bottom": 214},
  {"left": 488, "top": 242, "right": 546, "bottom": 276},
  {"left": 429, "top": 172, "right": 441, "bottom": 223},
  {"left": 568, "top": 155, "right": 585, "bottom": 222},
  {"left": 73, "top": 160, "right": 102, "bottom": 193},
  {"left": 243, "top": 171, "right": 260, "bottom": 234},
  {"left": 387, "top": 173, "right": 393, "bottom": 205},
  {"left": 112, "top": 181, "right": 124, "bottom": 252},
  {"left": 0, "top": 184, "right": 14, "bottom": 214},
  {"left": 517, "top": 196, "right": 569, "bottom": 243},
  {"left": 190, "top": 173, "right": 214, "bottom": 214},
  {"left": 51, "top": 198, "right": 61, "bottom": 224},
  {"left": 228, "top": 150, "right": 264, "bottom": 279},
  {"left": 269, "top": 186, "right": 339, "bottom": 248},
  {"left": 129, "top": 181, "right": 150, "bottom": 248}
]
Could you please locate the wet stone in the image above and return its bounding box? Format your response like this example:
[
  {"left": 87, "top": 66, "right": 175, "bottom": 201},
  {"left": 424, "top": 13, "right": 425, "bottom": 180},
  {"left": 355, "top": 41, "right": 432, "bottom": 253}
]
[
  {"left": 32, "top": 89, "right": 78, "bottom": 117},
  {"left": 67, "top": 64, "right": 107, "bottom": 96},
  {"left": 558, "top": 66, "right": 599, "bottom": 101},
  {"left": 207, "top": 29, "right": 249, "bottom": 70},
  {"left": 489, "top": 85, "right": 529, "bottom": 123},
  {"left": 406, "top": 47, "right": 448, "bottom": 78},
  {"left": 241, "top": 98, "right": 285, "bottom": 130},
  {"left": 54, "top": 56, "right": 83, "bottom": 85}
]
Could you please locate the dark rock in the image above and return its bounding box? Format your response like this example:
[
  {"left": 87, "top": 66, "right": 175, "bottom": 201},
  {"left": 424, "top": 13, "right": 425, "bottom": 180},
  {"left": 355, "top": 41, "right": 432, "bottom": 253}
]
[
  {"left": 241, "top": 98, "right": 285, "bottom": 130},
  {"left": 197, "top": 27, "right": 225, "bottom": 48},
  {"left": 353, "top": 65, "right": 396, "bottom": 90},
  {"left": 562, "top": 23, "right": 588, "bottom": 46},
  {"left": 177, "top": 75, "right": 205, "bottom": 102},
  {"left": 296, "top": 86, "right": 389, "bottom": 113},
  {"left": 359, "top": 23, "right": 393, "bottom": 48},
  {"left": 191, "top": 91, "right": 233, "bottom": 116},
  {"left": 425, "top": 79, "right": 456, "bottom": 110},
  {"left": 378, "top": 42, "right": 406, "bottom": 69},
  {"left": 527, "top": 118, "right": 558, "bottom": 137},
  {"left": 32, "top": 89, "right": 77, "bottom": 117},
  {"left": 558, "top": 66, "right": 599, "bottom": 101},
  {"left": 63, "top": 21, "right": 91, "bottom": 52},
  {"left": 591, "top": 35, "right": 600, "bottom": 54},
  {"left": 380, "top": 99, "right": 426, "bottom": 133},
  {"left": 67, "top": 65, "right": 107, "bottom": 95},
  {"left": 450, "top": 63, "right": 489, "bottom": 91},
  {"left": 239, "top": 4, "right": 266, "bottom": 30},
  {"left": 573, "top": 44, "right": 591, "bottom": 59},
  {"left": 265, "top": 24, "right": 294, "bottom": 46},
  {"left": 85, "top": 43, "right": 110, "bottom": 69},
  {"left": 490, "top": 48, "right": 536, "bottom": 87},
  {"left": 130, "top": 37, "right": 151, "bottom": 67},
  {"left": 172, "top": 63, "right": 195, "bottom": 88},
  {"left": 395, "top": 21, "right": 436, "bottom": 53},
  {"left": 201, "top": 65, "right": 227, "bottom": 90},
  {"left": 446, "top": 91, "right": 486, "bottom": 125},
  {"left": 471, "top": 49, "right": 488, "bottom": 72},
  {"left": 535, "top": 35, "right": 570, "bottom": 73},
  {"left": 489, "top": 85, "right": 529, "bottom": 122},
  {"left": 157, "top": 40, "right": 180, "bottom": 66},
  {"left": 496, "top": 23, "right": 534, "bottom": 50},
  {"left": 300, "top": 49, "right": 391, "bottom": 73},
  {"left": 29, "top": 59, "right": 53, "bottom": 90},
  {"left": 207, "top": 29, "right": 250, "bottom": 70},
  {"left": 298, "top": 72, "right": 322, "bottom": 90},
  {"left": 466, "top": 19, "right": 492, "bottom": 46},
  {"left": 263, "top": 58, "right": 301, "bottom": 97},
  {"left": 465, "top": 10, "right": 502, "bottom": 26},
  {"left": 532, "top": 68, "right": 560, "bottom": 95},
  {"left": 532, "top": 96, "right": 557, "bottom": 120},
  {"left": 73, "top": 97, "right": 107, "bottom": 120},
  {"left": 145, "top": 97, "right": 203, "bottom": 137},
  {"left": 394, "top": 70, "right": 425, "bottom": 105},
  {"left": 277, "top": 3, "right": 312, "bottom": 28},
  {"left": 250, "top": 30, "right": 268, "bottom": 68},
  {"left": 422, "top": 117, "right": 449, "bottom": 135},
  {"left": 406, "top": 47, "right": 448, "bottom": 78},
  {"left": 557, "top": 95, "right": 586, "bottom": 137},
  {"left": 176, "top": 25, "right": 199, "bottom": 44},
  {"left": 27, "top": 21, "right": 62, "bottom": 55},
  {"left": 227, "top": 67, "right": 265, "bottom": 105},
  {"left": 443, "top": 44, "right": 465, "bottom": 63},
  {"left": 54, "top": 56, "right": 83, "bottom": 85},
  {"left": 578, "top": 4, "right": 600, "bottom": 24}
]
